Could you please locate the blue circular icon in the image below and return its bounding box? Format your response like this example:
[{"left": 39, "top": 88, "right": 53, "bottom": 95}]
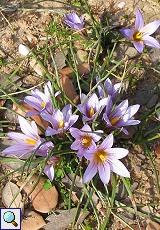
[{"left": 3, "top": 211, "right": 18, "bottom": 227}]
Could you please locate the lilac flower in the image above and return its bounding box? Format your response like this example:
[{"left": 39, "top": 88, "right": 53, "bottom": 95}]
[
  {"left": 43, "top": 156, "right": 58, "bottom": 181},
  {"left": 83, "top": 133, "right": 130, "bottom": 184},
  {"left": 78, "top": 93, "right": 107, "bottom": 122},
  {"left": 24, "top": 81, "right": 60, "bottom": 117},
  {"left": 96, "top": 77, "right": 122, "bottom": 100},
  {"left": 103, "top": 96, "right": 140, "bottom": 135},
  {"left": 41, "top": 104, "right": 79, "bottom": 136},
  {"left": 35, "top": 140, "right": 58, "bottom": 181},
  {"left": 2, "top": 116, "right": 54, "bottom": 158},
  {"left": 70, "top": 124, "right": 103, "bottom": 158},
  {"left": 120, "top": 8, "right": 160, "bottom": 53},
  {"left": 64, "top": 12, "right": 84, "bottom": 31}
]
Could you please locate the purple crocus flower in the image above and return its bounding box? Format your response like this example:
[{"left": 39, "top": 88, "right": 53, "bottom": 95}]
[
  {"left": 96, "top": 77, "right": 122, "bottom": 100},
  {"left": 70, "top": 124, "right": 103, "bottom": 158},
  {"left": 78, "top": 93, "right": 107, "bottom": 122},
  {"left": 35, "top": 140, "right": 58, "bottom": 181},
  {"left": 24, "top": 81, "right": 60, "bottom": 117},
  {"left": 41, "top": 104, "right": 79, "bottom": 136},
  {"left": 64, "top": 12, "right": 84, "bottom": 31},
  {"left": 83, "top": 133, "right": 130, "bottom": 184},
  {"left": 2, "top": 116, "right": 54, "bottom": 158},
  {"left": 103, "top": 96, "right": 140, "bottom": 135},
  {"left": 120, "top": 8, "right": 160, "bottom": 53},
  {"left": 43, "top": 156, "right": 58, "bottom": 181}
]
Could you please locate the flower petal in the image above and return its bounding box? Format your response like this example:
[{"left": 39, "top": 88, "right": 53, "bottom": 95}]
[
  {"left": 111, "top": 99, "right": 128, "bottom": 118},
  {"left": 18, "top": 116, "right": 37, "bottom": 138},
  {"left": 82, "top": 161, "right": 97, "bottom": 183},
  {"left": 107, "top": 148, "right": 129, "bottom": 159},
  {"left": 7, "top": 132, "right": 27, "bottom": 142},
  {"left": 71, "top": 140, "right": 80, "bottom": 150},
  {"left": 122, "top": 104, "right": 140, "bottom": 121},
  {"left": 2, "top": 144, "right": 33, "bottom": 157},
  {"left": 100, "top": 133, "right": 113, "bottom": 149},
  {"left": 25, "top": 110, "right": 39, "bottom": 117},
  {"left": 119, "top": 28, "right": 134, "bottom": 39},
  {"left": 98, "top": 162, "right": 110, "bottom": 184},
  {"left": 135, "top": 8, "right": 144, "bottom": 30},
  {"left": 69, "top": 127, "right": 81, "bottom": 138},
  {"left": 141, "top": 20, "right": 160, "bottom": 35},
  {"left": 133, "top": 41, "right": 144, "bottom": 53},
  {"left": 143, "top": 35, "right": 160, "bottom": 49},
  {"left": 44, "top": 165, "right": 54, "bottom": 181},
  {"left": 109, "top": 159, "right": 130, "bottom": 177}
]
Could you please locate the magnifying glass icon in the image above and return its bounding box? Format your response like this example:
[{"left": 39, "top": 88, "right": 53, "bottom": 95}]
[{"left": 3, "top": 211, "right": 18, "bottom": 227}]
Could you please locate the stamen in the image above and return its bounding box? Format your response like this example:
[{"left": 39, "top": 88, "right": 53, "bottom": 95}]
[
  {"left": 89, "top": 107, "right": 95, "bottom": 118},
  {"left": 94, "top": 149, "right": 107, "bottom": 163},
  {"left": 25, "top": 138, "right": 37, "bottom": 145},
  {"left": 110, "top": 117, "right": 120, "bottom": 125},
  {"left": 81, "top": 135, "right": 92, "bottom": 148},
  {"left": 132, "top": 31, "right": 142, "bottom": 42},
  {"left": 41, "top": 101, "right": 46, "bottom": 107},
  {"left": 59, "top": 120, "right": 64, "bottom": 128}
]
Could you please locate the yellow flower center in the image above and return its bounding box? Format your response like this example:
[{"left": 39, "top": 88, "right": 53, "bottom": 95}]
[
  {"left": 81, "top": 135, "right": 92, "bottom": 148},
  {"left": 59, "top": 120, "right": 64, "bottom": 128},
  {"left": 41, "top": 101, "right": 46, "bottom": 107},
  {"left": 88, "top": 107, "right": 95, "bottom": 118},
  {"left": 110, "top": 117, "right": 120, "bottom": 126},
  {"left": 132, "top": 31, "right": 142, "bottom": 42},
  {"left": 94, "top": 149, "right": 108, "bottom": 164},
  {"left": 25, "top": 138, "right": 37, "bottom": 145}
]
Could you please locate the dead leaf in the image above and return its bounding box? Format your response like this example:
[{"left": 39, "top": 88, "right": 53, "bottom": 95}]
[
  {"left": 2, "top": 182, "right": 24, "bottom": 208},
  {"left": 22, "top": 210, "right": 46, "bottom": 230},
  {"left": 123, "top": 225, "right": 146, "bottom": 230},
  {"left": 155, "top": 145, "right": 160, "bottom": 158},
  {"left": 13, "top": 101, "right": 49, "bottom": 134},
  {"left": 0, "top": 99, "right": 6, "bottom": 107},
  {"left": 58, "top": 62, "right": 90, "bottom": 78},
  {"left": 17, "top": 174, "right": 58, "bottom": 213},
  {"left": 59, "top": 75, "right": 79, "bottom": 104},
  {"left": 146, "top": 220, "right": 160, "bottom": 230}
]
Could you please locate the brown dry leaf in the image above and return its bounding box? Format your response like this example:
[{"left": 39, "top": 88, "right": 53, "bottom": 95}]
[
  {"left": 17, "top": 174, "right": 58, "bottom": 213},
  {"left": 58, "top": 62, "right": 90, "bottom": 78},
  {"left": 123, "top": 225, "right": 146, "bottom": 230},
  {"left": 22, "top": 210, "right": 46, "bottom": 230},
  {"left": 146, "top": 220, "right": 160, "bottom": 230},
  {"left": 59, "top": 75, "right": 79, "bottom": 104},
  {"left": 13, "top": 101, "right": 49, "bottom": 134},
  {"left": 2, "top": 182, "right": 24, "bottom": 208},
  {"left": 155, "top": 145, "right": 160, "bottom": 158},
  {"left": 0, "top": 99, "right": 6, "bottom": 107}
]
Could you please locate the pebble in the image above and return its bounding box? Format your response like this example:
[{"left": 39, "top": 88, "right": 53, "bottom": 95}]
[
  {"left": 147, "top": 94, "right": 159, "bottom": 109},
  {"left": 113, "top": 44, "right": 138, "bottom": 60},
  {"left": 136, "top": 90, "right": 154, "bottom": 106}
]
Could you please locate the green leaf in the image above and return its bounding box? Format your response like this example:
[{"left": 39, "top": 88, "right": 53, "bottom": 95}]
[{"left": 43, "top": 179, "right": 52, "bottom": 190}]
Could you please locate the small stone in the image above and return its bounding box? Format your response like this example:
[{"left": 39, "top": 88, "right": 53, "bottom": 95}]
[
  {"left": 130, "top": 182, "right": 138, "bottom": 192},
  {"left": 117, "top": 1, "right": 126, "bottom": 9},
  {"left": 147, "top": 94, "right": 158, "bottom": 109},
  {"left": 76, "top": 50, "right": 88, "bottom": 64},
  {"left": 136, "top": 90, "right": 154, "bottom": 106},
  {"left": 113, "top": 44, "right": 138, "bottom": 60},
  {"left": 155, "top": 103, "right": 160, "bottom": 119},
  {"left": 149, "top": 47, "right": 160, "bottom": 66},
  {"left": 19, "top": 44, "right": 30, "bottom": 56},
  {"left": 137, "top": 154, "right": 146, "bottom": 160}
]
